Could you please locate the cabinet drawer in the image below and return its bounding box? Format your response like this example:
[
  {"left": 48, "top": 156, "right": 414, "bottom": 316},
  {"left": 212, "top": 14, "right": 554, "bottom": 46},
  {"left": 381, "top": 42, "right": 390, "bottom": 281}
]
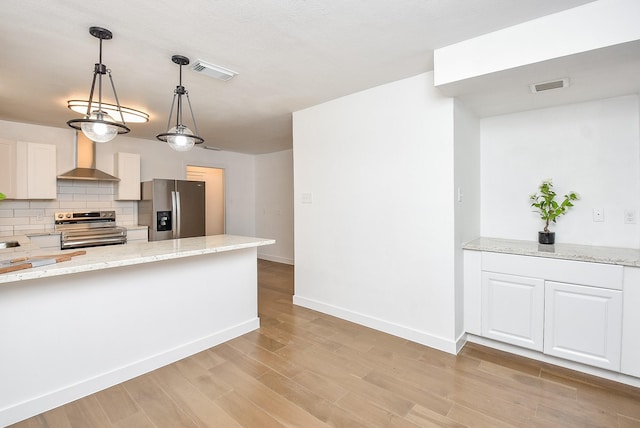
[{"left": 482, "top": 252, "right": 623, "bottom": 290}]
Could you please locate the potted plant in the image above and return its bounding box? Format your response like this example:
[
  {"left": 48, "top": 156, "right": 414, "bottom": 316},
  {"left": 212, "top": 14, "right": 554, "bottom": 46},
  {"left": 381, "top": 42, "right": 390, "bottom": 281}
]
[
  {"left": 0, "top": 192, "right": 5, "bottom": 201},
  {"left": 530, "top": 179, "right": 579, "bottom": 244}
]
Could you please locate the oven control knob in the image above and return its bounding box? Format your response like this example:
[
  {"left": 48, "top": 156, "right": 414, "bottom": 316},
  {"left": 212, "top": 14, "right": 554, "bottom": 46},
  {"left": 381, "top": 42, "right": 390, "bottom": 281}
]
[
  {"left": 65, "top": 213, "right": 71, "bottom": 219},
  {"left": 57, "top": 213, "right": 63, "bottom": 219}
]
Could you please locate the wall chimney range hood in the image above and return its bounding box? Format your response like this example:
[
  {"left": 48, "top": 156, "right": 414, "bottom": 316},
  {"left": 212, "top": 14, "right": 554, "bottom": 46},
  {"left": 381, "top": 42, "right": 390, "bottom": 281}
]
[{"left": 57, "top": 132, "right": 120, "bottom": 181}]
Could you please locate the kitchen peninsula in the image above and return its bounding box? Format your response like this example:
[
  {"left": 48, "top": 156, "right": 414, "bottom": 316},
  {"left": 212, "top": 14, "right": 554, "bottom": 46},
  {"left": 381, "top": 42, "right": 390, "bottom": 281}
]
[{"left": 0, "top": 235, "right": 274, "bottom": 427}]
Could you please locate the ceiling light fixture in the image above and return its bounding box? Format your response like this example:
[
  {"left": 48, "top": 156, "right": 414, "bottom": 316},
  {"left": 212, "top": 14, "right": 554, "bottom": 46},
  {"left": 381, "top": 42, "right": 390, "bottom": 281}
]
[
  {"left": 67, "top": 27, "right": 131, "bottom": 143},
  {"left": 68, "top": 100, "right": 149, "bottom": 123},
  {"left": 156, "top": 55, "right": 204, "bottom": 152}
]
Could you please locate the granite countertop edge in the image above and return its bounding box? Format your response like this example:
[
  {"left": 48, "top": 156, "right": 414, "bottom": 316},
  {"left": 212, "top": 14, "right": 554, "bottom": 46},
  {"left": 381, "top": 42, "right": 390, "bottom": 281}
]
[
  {"left": 0, "top": 235, "right": 275, "bottom": 284},
  {"left": 463, "top": 237, "right": 640, "bottom": 267}
]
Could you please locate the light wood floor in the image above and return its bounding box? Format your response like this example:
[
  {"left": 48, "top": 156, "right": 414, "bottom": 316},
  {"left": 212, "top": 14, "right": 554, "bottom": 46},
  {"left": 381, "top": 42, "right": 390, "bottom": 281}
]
[{"left": 11, "top": 260, "right": 640, "bottom": 427}]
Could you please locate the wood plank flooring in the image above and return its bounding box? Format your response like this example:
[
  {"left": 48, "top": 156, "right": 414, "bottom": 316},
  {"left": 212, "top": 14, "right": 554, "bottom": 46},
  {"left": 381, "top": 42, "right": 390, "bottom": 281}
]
[{"left": 11, "top": 259, "right": 640, "bottom": 427}]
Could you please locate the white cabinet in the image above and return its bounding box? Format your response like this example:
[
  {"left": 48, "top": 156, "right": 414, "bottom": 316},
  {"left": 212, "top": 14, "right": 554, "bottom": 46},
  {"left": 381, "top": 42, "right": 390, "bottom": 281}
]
[
  {"left": 126, "top": 227, "right": 148, "bottom": 243},
  {"left": 114, "top": 152, "right": 140, "bottom": 200},
  {"left": 621, "top": 267, "right": 640, "bottom": 377},
  {"left": 0, "top": 139, "right": 57, "bottom": 199},
  {"left": 473, "top": 251, "right": 625, "bottom": 372},
  {"left": 0, "top": 139, "right": 16, "bottom": 198},
  {"left": 28, "top": 234, "right": 61, "bottom": 250},
  {"left": 482, "top": 272, "right": 544, "bottom": 351},
  {"left": 544, "top": 281, "right": 622, "bottom": 371}
]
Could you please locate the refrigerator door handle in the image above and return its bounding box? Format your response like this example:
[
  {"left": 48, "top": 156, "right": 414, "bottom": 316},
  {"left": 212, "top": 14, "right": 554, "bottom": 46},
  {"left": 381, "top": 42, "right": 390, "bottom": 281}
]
[{"left": 171, "top": 190, "right": 179, "bottom": 239}]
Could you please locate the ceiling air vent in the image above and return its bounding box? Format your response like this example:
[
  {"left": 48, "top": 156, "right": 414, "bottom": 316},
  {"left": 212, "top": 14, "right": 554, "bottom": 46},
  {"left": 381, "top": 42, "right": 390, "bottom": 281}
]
[
  {"left": 530, "top": 78, "right": 569, "bottom": 93},
  {"left": 190, "top": 59, "right": 238, "bottom": 81}
]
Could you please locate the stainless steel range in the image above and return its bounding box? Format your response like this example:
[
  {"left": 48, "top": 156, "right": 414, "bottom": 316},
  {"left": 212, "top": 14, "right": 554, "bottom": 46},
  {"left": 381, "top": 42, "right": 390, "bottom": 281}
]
[{"left": 55, "top": 210, "right": 127, "bottom": 249}]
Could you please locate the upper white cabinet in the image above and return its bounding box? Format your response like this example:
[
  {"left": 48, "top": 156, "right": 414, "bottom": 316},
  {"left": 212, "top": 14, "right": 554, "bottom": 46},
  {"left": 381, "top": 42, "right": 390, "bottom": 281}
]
[
  {"left": 544, "top": 281, "right": 622, "bottom": 371},
  {"left": 114, "top": 152, "right": 140, "bottom": 200},
  {"left": 0, "top": 139, "right": 57, "bottom": 199},
  {"left": 0, "top": 139, "right": 16, "bottom": 198}
]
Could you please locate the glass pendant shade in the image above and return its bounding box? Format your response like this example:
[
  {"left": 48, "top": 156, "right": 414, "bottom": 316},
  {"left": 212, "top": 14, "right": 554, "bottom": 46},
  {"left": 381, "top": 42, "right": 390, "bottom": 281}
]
[
  {"left": 166, "top": 125, "right": 196, "bottom": 152},
  {"left": 80, "top": 111, "right": 119, "bottom": 143}
]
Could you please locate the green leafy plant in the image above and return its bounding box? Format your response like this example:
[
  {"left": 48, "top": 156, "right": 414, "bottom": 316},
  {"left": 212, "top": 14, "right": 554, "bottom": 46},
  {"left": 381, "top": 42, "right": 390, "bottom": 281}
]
[
  {"left": 0, "top": 192, "right": 5, "bottom": 201},
  {"left": 530, "top": 179, "right": 579, "bottom": 232}
]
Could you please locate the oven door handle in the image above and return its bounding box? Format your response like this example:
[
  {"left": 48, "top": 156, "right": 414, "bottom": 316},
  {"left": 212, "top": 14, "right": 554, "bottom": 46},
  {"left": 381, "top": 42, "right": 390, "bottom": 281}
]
[{"left": 61, "top": 237, "right": 127, "bottom": 249}]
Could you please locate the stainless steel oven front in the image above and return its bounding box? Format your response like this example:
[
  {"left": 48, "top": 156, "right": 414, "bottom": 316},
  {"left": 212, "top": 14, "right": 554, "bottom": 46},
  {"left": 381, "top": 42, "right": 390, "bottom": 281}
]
[{"left": 55, "top": 210, "right": 127, "bottom": 249}]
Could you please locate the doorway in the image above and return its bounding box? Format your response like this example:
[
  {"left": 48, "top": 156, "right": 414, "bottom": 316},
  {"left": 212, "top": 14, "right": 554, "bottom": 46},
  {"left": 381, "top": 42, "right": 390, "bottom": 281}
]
[{"left": 186, "top": 165, "right": 225, "bottom": 235}]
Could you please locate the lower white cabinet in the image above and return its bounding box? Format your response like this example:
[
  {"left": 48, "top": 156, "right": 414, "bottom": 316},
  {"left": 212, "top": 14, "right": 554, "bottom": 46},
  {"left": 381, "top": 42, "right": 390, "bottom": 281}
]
[
  {"left": 28, "top": 234, "right": 61, "bottom": 250},
  {"left": 544, "top": 281, "right": 622, "bottom": 371},
  {"left": 622, "top": 267, "right": 640, "bottom": 377},
  {"left": 482, "top": 272, "right": 544, "bottom": 351},
  {"left": 126, "top": 227, "right": 148, "bottom": 243},
  {"left": 474, "top": 252, "right": 625, "bottom": 373}
]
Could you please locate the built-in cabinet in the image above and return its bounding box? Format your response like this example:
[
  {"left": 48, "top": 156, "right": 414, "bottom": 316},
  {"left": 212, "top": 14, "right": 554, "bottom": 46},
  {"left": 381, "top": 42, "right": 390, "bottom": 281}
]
[
  {"left": 482, "top": 272, "right": 544, "bottom": 351},
  {"left": 544, "top": 280, "right": 622, "bottom": 371},
  {"left": 465, "top": 249, "right": 633, "bottom": 376},
  {"left": 0, "top": 139, "right": 56, "bottom": 199},
  {"left": 114, "top": 152, "right": 140, "bottom": 200},
  {"left": 622, "top": 267, "right": 640, "bottom": 377}
]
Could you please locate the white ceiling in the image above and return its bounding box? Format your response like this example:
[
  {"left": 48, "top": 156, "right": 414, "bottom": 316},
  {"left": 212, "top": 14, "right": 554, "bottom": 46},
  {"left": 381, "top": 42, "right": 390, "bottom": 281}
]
[{"left": 0, "top": 0, "right": 606, "bottom": 154}]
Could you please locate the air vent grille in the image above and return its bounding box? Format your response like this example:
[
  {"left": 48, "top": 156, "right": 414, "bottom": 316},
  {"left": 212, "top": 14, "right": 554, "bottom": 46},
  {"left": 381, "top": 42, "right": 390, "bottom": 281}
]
[
  {"left": 190, "top": 60, "right": 238, "bottom": 81},
  {"left": 530, "top": 78, "right": 569, "bottom": 93}
]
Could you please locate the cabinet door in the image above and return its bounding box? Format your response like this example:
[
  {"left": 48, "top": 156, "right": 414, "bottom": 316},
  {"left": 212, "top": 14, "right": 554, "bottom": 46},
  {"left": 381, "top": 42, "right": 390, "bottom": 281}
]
[
  {"left": 114, "top": 152, "right": 140, "bottom": 200},
  {"left": 544, "top": 281, "right": 622, "bottom": 371},
  {"left": 482, "top": 272, "right": 544, "bottom": 351},
  {"left": 0, "top": 139, "right": 16, "bottom": 198},
  {"left": 26, "top": 143, "right": 57, "bottom": 199}
]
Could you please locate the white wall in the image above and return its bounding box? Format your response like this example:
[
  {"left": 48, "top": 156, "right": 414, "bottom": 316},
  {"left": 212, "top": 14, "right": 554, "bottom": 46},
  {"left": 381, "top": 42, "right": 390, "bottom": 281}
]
[
  {"left": 480, "top": 95, "right": 640, "bottom": 248},
  {"left": 255, "top": 149, "right": 294, "bottom": 264},
  {"left": 0, "top": 120, "right": 257, "bottom": 237},
  {"left": 293, "top": 72, "right": 462, "bottom": 353},
  {"left": 453, "top": 100, "right": 481, "bottom": 341}
]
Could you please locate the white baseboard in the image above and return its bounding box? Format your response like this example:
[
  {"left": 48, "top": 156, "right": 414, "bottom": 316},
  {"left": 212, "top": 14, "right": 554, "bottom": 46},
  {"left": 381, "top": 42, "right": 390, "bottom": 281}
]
[
  {"left": 465, "top": 334, "right": 640, "bottom": 389},
  {"left": 293, "top": 295, "right": 459, "bottom": 355},
  {"left": 258, "top": 254, "right": 294, "bottom": 265},
  {"left": 1, "top": 318, "right": 259, "bottom": 427}
]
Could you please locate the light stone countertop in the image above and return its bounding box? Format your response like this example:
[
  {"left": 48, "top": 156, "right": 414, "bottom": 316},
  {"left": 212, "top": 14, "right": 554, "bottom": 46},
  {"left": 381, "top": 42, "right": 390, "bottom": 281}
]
[
  {"left": 463, "top": 237, "right": 640, "bottom": 267},
  {"left": 0, "top": 235, "right": 275, "bottom": 284}
]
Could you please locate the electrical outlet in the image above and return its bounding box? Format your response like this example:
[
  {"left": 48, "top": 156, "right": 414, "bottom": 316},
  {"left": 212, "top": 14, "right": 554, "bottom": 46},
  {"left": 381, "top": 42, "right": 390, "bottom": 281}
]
[
  {"left": 624, "top": 209, "right": 637, "bottom": 224},
  {"left": 592, "top": 208, "right": 604, "bottom": 222}
]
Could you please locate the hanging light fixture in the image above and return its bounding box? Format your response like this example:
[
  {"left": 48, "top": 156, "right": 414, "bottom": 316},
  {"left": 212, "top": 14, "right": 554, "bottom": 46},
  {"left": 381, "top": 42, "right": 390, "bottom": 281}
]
[
  {"left": 156, "top": 55, "right": 204, "bottom": 152},
  {"left": 67, "top": 100, "right": 149, "bottom": 123},
  {"left": 67, "top": 27, "right": 131, "bottom": 143}
]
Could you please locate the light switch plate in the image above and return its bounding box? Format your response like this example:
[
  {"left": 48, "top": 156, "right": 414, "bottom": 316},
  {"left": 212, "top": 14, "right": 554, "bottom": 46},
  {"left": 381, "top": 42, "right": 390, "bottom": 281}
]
[
  {"left": 301, "top": 192, "right": 313, "bottom": 204},
  {"left": 624, "top": 209, "right": 637, "bottom": 224}
]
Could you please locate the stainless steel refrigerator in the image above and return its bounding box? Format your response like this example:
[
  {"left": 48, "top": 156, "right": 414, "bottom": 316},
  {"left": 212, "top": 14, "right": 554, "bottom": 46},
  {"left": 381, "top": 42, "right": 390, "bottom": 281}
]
[{"left": 138, "top": 179, "right": 206, "bottom": 241}]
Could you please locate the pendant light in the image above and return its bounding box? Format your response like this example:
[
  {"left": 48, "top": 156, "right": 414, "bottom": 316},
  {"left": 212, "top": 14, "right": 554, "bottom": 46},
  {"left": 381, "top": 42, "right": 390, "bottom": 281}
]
[
  {"left": 156, "top": 55, "right": 204, "bottom": 152},
  {"left": 67, "top": 27, "right": 130, "bottom": 143}
]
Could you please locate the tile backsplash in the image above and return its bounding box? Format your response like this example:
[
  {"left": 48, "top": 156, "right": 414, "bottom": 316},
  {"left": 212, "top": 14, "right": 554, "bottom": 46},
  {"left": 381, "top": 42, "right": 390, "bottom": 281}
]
[{"left": 0, "top": 180, "right": 137, "bottom": 237}]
